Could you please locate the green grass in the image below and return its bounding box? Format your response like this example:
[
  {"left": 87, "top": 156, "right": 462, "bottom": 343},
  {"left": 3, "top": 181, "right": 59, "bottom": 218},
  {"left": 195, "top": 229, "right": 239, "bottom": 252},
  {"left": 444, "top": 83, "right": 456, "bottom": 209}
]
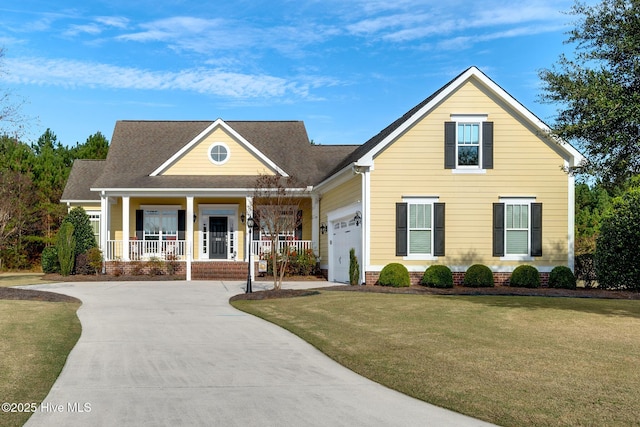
[
  {"left": 0, "top": 273, "right": 54, "bottom": 287},
  {"left": 0, "top": 300, "right": 81, "bottom": 427},
  {"left": 232, "top": 292, "right": 640, "bottom": 427}
]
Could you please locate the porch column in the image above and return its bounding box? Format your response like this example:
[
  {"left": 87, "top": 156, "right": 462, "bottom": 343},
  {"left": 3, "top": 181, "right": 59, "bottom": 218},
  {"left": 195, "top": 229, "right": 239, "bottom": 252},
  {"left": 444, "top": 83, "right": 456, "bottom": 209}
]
[
  {"left": 122, "top": 196, "right": 130, "bottom": 261},
  {"left": 361, "top": 169, "right": 371, "bottom": 285},
  {"left": 100, "top": 192, "right": 108, "bottom": 273},
  {"left": 186, "top": 196, "right": 194, "bottom": 281},
  {"left": 311, "top": 194, "right": 320, "bottom": 254}
]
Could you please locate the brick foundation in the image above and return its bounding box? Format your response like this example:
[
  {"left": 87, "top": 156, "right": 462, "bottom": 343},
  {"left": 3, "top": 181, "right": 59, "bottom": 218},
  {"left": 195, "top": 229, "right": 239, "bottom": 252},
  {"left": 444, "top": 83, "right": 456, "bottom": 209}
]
[
  {"left": 365, "top": 270, "right": 550, "bottom": 287},
  {"left": 105, "top": 260, "right": 250, "bottom": 280}
]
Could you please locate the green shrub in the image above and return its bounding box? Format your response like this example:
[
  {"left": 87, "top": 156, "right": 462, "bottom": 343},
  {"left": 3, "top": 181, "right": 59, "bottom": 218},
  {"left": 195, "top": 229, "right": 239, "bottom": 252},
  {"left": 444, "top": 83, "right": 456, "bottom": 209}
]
[
  {"left": 349, "top": 248, "right": 360, "bottom": 286},
  {"left": 421, "top": 265, "right": 453, "bottom": 288},
  {"left": 41, "top": 246, "right": 59, "bottom": 273},
  {"left": 595, "top": 189, "right": 640, "bottom": 290},
  {"left": 62, "top": 207, "right": 97, "bottom": 258},
  {"left": 463, "top": 264, "right": 494, "bottom": 287},
  {"left": 378, "top": 263, "right": 410, "bottom": 287},
  {"left": 549, "top": 266, "right": 577, "bottom": 289},
  {"left": 510, "top": 265, "right": 540, "bottom": 288},
  {"left": 86, "top": 247, "right": 103, "bottom": 274},
  {"left": 56, "top": 222, "right": 76, "bottom": 276}
]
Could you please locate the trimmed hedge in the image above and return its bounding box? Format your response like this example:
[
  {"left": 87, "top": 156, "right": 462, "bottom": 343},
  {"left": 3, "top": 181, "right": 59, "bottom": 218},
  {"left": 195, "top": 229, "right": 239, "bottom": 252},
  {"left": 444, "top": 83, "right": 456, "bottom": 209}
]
[
  {"left": 549, "top": 266, "right": 577, "bottom": 290},
  {"left": 463, "top": 264, "right": 494, "bottom": 287},
  {"left": 510, "top": 265, "right": 540, "bottom": 288},
  {"left": 421, "top": 265, "right": 453, "bottom": 288},
  {"left": 379, "top": 263, "right": 410, "bottom": 287}
]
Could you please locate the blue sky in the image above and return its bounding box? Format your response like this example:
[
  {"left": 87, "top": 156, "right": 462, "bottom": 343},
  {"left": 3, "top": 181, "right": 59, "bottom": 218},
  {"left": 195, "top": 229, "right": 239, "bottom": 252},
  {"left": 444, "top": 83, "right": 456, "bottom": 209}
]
[{"left": 0, "top": 0, "right": 587, "bottom": 147}]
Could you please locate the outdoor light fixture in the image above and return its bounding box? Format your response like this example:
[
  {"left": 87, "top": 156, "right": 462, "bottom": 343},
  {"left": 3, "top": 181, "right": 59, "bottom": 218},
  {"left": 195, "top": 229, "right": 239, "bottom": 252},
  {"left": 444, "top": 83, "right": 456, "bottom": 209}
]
[
  {"left": 245, "top": 216, "right": 254, "bottom": 294},
  {"left": 193, "top": 214, "right": 197, "bottom": 223},
  {"left": 240, "top": 213, "right": 245, "bottom": 224},
  {"left": 320, "top": 223, "right": 328, "bottom": 234},
  {"left": 354, "top": 211, "right": 362, "bottom": 226}
]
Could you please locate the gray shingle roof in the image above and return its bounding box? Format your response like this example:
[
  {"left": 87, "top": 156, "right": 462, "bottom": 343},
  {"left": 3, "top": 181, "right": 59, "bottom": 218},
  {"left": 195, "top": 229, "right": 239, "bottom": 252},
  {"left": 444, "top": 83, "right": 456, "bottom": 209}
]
[
  {"left": 65, "top": 120, "right": 358, "bottom": 198},
  {"left": 61, "top": 159, "right": 106, "bottom": 201}
]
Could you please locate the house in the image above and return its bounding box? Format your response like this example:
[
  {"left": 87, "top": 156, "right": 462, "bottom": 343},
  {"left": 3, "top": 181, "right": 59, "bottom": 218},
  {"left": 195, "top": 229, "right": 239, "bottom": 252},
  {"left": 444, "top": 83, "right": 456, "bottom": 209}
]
[{"left": 61, "top": 67, "right": 584, "bottom": 284}]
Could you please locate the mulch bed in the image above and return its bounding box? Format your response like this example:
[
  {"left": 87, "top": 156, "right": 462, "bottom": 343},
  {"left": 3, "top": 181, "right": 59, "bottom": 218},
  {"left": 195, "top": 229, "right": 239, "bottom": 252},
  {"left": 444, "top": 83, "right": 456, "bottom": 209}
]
[
  {"left": 231, "top": 284, "right": 640, "bottom": 301},
  {"left": 4, "top": 273, "right": 639, "bottom": 303},
  {"left": 0, "top": 287, "right": 80, "bottom": 303}
]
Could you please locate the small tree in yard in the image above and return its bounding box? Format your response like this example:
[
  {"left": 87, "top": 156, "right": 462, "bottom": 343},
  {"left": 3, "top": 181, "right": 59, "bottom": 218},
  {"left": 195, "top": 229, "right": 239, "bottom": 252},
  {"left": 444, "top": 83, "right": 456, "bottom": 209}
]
[
  {"left": 56, "top": 222, "right": 75, "bottom": 276},
  {"left": 252, "top": 174, "right": 308, "bottom": 290}
]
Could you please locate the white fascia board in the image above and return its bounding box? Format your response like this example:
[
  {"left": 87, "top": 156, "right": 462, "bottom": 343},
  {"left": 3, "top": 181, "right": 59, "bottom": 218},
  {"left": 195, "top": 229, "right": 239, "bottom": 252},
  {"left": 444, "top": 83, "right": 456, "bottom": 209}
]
[
  {"left": 91, "top": 187, "right": 310, "bottom": 198},
  {"left": 60, "top": 199, "right": 101, "bottom": 204},
  {"left": 149, "top": 118, "right": 289, "bottom": 177},
  {"left": 314, "top": 162, "right": 372, "bottom": 194}
]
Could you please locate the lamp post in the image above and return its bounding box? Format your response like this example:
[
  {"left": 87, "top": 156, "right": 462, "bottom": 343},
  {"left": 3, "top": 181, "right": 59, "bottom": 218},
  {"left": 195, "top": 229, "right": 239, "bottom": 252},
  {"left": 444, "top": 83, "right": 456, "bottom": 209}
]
[{"left": 246, "top": 216, "right": 254, "bottom": 293}]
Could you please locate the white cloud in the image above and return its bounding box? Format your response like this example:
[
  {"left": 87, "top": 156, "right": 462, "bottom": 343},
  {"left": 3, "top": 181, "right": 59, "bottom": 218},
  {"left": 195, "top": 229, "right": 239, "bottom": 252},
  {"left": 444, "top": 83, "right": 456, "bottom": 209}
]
[{"left": 1, "top": 56, "right": 320, "bottom": 100}]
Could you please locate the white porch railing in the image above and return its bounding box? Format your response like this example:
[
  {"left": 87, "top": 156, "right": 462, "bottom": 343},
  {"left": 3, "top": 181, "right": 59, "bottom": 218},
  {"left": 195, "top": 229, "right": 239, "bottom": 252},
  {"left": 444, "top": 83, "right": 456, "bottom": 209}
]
[
  {"left": 106, "top": 240, "right": 186, "bottom": 261},
  {"left": 252, "top": 240, "right": 314, "bottom": 258}
]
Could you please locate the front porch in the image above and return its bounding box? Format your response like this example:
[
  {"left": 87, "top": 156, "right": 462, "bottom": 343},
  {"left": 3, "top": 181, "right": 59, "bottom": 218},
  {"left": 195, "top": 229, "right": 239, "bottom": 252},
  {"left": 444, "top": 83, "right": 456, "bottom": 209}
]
[{"left": 104, "top": 239, "right": 315, "bottom": 262}]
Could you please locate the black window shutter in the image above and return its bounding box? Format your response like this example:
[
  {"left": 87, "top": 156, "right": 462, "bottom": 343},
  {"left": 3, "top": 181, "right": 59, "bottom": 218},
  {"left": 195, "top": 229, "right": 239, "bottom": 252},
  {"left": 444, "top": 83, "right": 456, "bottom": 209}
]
[
  {"left": 433, "top": 203, "right": 445, "bottom": 256},
  {"left": 178, "top": 210, "right": 186, "bottom": 240},
  {"left": 531, "top": 203, "right": 543, "bottom": 257},
  {"left": 135, "top": 210, "right": 144, "bottom": 240},
  {"left": 396, "top": 203, "right": 408, "bottom": 256},
  {"left": 444, "top": 122, "right": 456, "bottom": 169},
  {"left": 493, "top": 203, "right": 505, "bottom": 257},
  {"left": 482, "top": 121, "right": 494, "bottom": 169},
  {"left": 296, "top": 210, "right": 303, "bottom": 240}
]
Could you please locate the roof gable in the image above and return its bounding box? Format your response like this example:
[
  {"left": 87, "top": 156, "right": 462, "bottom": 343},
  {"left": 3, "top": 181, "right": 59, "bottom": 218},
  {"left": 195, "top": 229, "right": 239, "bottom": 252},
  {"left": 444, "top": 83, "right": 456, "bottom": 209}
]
[
  {"left": 151, "top": 119, "right": 287, "bottom": 177},
  {"left": 323, "top": 67, "right": 584, "bottom": 181}
]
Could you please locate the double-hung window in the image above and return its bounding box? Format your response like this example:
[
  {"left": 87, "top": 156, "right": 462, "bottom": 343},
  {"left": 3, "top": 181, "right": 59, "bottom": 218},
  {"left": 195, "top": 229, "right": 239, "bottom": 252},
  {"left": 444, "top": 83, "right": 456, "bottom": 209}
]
[
  {"left": 457, "top": 123, "right": 480, "bottom": 167},
  {"left": 493, "top": 199, "right": 542, "bottom": 259},
  {"left": 143, "top": 209, "right": 178, "bottom": 241},
  {"left": 396, "top": 198, "right": 445, "bottom": 259},
  {"left": 445, "top": 116, "right": 493, "bottom": 171}
]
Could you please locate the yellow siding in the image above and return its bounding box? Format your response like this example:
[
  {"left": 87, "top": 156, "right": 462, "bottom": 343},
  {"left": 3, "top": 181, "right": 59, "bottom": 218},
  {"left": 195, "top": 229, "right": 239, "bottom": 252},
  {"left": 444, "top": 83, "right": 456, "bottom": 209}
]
[
  {"left": 369, "top": 78, "right": 570, "bottom": 270},
  {"left": 163, "top": 127, "right": 276, "bottom": 176},
  {"left": 318, "top": 175, "right": 362, "bottom": 262}
]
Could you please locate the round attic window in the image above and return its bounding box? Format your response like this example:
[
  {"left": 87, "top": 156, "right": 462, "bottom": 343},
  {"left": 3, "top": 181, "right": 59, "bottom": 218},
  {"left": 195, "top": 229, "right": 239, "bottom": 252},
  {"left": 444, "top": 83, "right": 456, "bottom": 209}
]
[{"left": 208, "top": 143, "right": 230, "bottom": 165}]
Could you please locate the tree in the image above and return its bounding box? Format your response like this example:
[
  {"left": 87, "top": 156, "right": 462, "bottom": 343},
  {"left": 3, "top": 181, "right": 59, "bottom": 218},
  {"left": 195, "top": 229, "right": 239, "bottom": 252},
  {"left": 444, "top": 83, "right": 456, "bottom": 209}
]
[
  {"left": 70, "top": 131, "right": 109, "bottom": 160},
  {"left": 539, "top": 0, "right": 640, "bottom": 188},
  {"left": 61, "top": 207, "right": 97, "bottom": 257},
  {"left": 594, "top": 187, "right": 640, "bottom": 289},
  {"left": 252, "top": 174, "right": 308, "bottom": 290},
  {"left": 0, "top": 47, "right": 27, "bottom": 137},
  {"left": 574, "top": 182, "right": 611, "bottom": 254},
  {"left": 56, "top": 222, "right": 75, "bottom": 276}
]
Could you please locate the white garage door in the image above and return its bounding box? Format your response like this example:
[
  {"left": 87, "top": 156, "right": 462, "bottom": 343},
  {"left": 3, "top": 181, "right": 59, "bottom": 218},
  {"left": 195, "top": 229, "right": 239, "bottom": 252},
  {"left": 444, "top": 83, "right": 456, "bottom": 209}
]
[{"left": 331, "top": 217, "right": 362, "bottom": 284}]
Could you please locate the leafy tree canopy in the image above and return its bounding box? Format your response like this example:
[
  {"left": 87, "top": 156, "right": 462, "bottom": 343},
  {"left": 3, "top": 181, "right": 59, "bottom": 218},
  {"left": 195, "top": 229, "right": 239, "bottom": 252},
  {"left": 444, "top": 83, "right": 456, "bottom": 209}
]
[{"left": 539, "top": 0, "right": 640, "bottom": 188}]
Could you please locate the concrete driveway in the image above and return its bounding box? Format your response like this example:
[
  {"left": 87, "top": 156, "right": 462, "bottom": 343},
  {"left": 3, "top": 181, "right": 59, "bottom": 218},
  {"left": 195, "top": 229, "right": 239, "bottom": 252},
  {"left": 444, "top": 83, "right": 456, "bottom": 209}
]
[{"left": 23, "top": 280, "right": 494, "bottom": 427}]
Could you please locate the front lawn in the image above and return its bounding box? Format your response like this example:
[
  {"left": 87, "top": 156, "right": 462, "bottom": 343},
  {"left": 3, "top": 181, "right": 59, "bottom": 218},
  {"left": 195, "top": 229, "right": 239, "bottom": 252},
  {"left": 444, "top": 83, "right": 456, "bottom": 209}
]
[
  {"left": 232, "top": 292, "right": 640, "bottom": 427},
  {"left": 0, "top": 299, "right": 81, "bottom": 427}
]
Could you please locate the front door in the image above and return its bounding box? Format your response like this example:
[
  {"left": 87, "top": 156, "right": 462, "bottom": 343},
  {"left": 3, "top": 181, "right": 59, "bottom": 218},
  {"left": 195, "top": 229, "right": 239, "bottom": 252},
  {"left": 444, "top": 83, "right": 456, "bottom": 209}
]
[{"left": 209, "top": 217, "right": 228, "bottom": 259}]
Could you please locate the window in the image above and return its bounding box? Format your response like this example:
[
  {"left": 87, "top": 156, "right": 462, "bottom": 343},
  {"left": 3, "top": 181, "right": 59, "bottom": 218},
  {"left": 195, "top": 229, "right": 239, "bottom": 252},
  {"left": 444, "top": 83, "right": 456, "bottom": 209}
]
[
  {"left": 457, "top": 123, "right": 480, "bottom": 166},
  {"left": 493, "top": 200, "right": 542, "bottom": 259},
  {"left": 208, "top": 143, "right": 230, "bottom": 165},
  {"left": 505, "top": 204, "right": 529, "bottom": 255},
  {"left": 396, "top": 200, "right": 445, "bottom": 258},
  {"left": 143, "top": 210, "right": 178, "bottom": 241},
  {"left": 445, "top": 118, "right": 493, "bottom": 170},
  {"left": 409, "top": 203, "right": 432, "bottom": 254},
  {"left": 88, "top": 212, "right": 100, "bottom": 244}
]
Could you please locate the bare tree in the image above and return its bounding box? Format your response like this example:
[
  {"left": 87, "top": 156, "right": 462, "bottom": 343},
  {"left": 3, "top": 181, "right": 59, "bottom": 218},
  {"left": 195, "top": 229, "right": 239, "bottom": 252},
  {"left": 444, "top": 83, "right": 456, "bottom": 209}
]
[
  {"left": 0, "top": 47, "right": 27, "bottom": 137},
  {"left": 0, "top": 169, "right": 33, "bottom": 253},
  {"left": 251, "top": 174, "right": 308, "bottom": 290}
]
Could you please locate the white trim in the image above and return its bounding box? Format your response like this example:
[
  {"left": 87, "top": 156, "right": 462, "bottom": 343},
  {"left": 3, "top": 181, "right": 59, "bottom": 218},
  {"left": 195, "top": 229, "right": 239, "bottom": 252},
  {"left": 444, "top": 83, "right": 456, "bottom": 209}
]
[
  {"left": 567, "top": 160, "right": 576, "bottom": 272},
  {"left": 149, "top": 118, "right": 289, "bottom": 177},
  {"left": 367, "top": 264, "right": 556, "bottom": 273},
  {"left": 186, "top": 196, "right": 194, "bottom": 281},
  {"left": 452, "top": 169, "right": 486, "bottom": 174},
  {"left": 197, "top": 204, "right": 239, "bottom": 261},
  {"left": 122, "top": 197, "right": 130, "bottom": 261},
  {"left": 207, "top": 142, "right": 230, "bottom": 165},
  {"left": 450, "top": 114, "right": 488, "bottom": 122}
]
